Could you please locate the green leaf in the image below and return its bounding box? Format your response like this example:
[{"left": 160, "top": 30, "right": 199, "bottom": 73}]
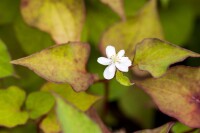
[
  {"left": 11, "top": 42, "right": 96, "bottom": 92},
  {"left": 135, "top": 66, "right": 200, "bottom": 128},
  {"left": 41, "top": 82, "right": 100, "bottom": 111},
  {"left": 116, "top": 70, "right": 133, "bottom": 86},
  {"left": 14, "top": 15, "right": 54, "bottom": 54},
  {"left": 100, "top": 0, "right": 125, "bottom": 20},
  {"left": 135, "top": 122, "right": 174, "bottom": 133},
  {"left": 54, "top": 95, "right": 102, "bottom": 133},
  {"left": 118, "top": 87, "right": 154, "bottom": 128},
  {"left": 0, "top": 39, "right": 14, "bottom": 78},
  {"left": 133, "top": 38, "right": 200, "bottom": 77},
  {"left": 0, "top": 0, "right": 20, "bottom": 25},
  {"left": 40, "top": 110, "right": 61, "bottom": 133},
  {"left": 26, "top": 91, "right": 55, "bottom": 119},
  {"left": 0, "top": 86, "right": 28, "bottom": 127},
  {"left": 171, "top": 122, "right": 193, "bottom": 133},
  {"left": 40, "top": 82, "right": 100, "bottom": 133},
  {"left": 100, "top": 0, "right": 163, "bottom": 59},
  {"left": 21, "top": 0, "right": 85, "bottom": 44}
]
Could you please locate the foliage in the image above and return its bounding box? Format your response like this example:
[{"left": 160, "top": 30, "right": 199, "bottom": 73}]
[{"left": 0, "top": 0, "right": 200, "bottom": 132}]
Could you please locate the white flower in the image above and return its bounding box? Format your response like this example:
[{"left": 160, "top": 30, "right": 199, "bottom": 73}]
[{"left": 97, "top": 45, "right": 132, "bottom": 80}]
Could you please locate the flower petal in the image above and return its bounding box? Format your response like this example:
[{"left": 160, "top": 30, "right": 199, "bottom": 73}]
[
  {"left": 103, "top": 64, "right": 116, "bottom": 79},
  {"left": 121, "top": 57, "right": 132, "bottom": 66},
  {"left": 97, "top": 57, "right": 111, "bottom": 65},
  {"left": 115, "top": 62, "right": 129, "bottom": 72},
  {"left": 117, "top": 50, "right": 125, "bottom": 57},
  {"left": 106, "top": 45, "right": 116, "bottom": 58}
]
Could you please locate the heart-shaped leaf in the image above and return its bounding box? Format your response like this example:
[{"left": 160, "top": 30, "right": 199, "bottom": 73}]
[
  {"left": 0, "top": 39, "right": 14, "bottom": 78},
  {"left": 21, "top": 0, "right": 85, "bottom": 44},
  {"left": 0, "top": 86, "right": 28, "bottom": 127},
  {"left": 135, "top": 66, "right": 200, "bottom": 128},
  {"left": 11, "top": 42, "right": 96, "bottom": 92},
  {"left": 100, "top": 0, "right": 163, "bottom": 59},
  {"left": 133, "top": 38, "right": 200, "bottom": 77},
  {"left": 54, "top": 95, "right": 102, "bottom": 133},
  {"left": 26, "top": 91, "right": 55, "bottom": 119}
]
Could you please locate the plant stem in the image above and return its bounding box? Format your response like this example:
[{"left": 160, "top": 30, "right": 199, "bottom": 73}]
[
  {"left": 94, "top": 79, "right": 108, "bottom": 84},
  {"left": 103, "top": 81, "right": 109, "bottom": 116}
]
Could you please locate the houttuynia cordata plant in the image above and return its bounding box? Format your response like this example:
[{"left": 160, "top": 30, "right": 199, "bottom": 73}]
[{"left": 0, "top": 0, "right": 200, "bottom": 132}]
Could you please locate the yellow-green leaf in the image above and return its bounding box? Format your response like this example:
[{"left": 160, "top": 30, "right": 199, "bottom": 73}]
[
  {"left": 54, "top": 95, "right": 102, "bottom": 133},
  {"left": 11, "top": 42, "right": 96, "bottom": 92},
  {"left": 0, "top": 40, "right": 14, "bottom": 78},
  {"left": 135, "top": 66, "right": 200, "bottom": 128},
  {"left": 40, "top": 82, "right": 100, "bottom": 133},
  {"left": 40, "top": 110, "right": 61, "bottom": 133},
  {"left": 0, "top": 86, "right": 28, "bottom": 127},
  {"left": 135, "top": 122, "right": 174, "bottom": 133},
  {"left": 171, "top": 122, "right": 193, "bottom": 133},
  {"left": 116, "top": 70, "right": 133, "bottom": 86},
  {"left": 21, "top": 0, "right": 85, "bottom": 44},
  {"left": 133, "top": 38, "right": 200, "bottom": 77},
  {"left": 100, "top": 0, "right": 125, "bottom": 20},
  {"left": 100, "top": 0, "right": 163, "bottom": 59},
  {"left": 26, "top": 91, "right": 55, "bottom": 119},
  {"left": 41, "top": 82, "right": 100, "bottom": 111}
]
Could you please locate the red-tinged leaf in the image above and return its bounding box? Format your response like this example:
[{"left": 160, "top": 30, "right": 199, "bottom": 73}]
[
  {"left": 135, "top": 66, "right": 200, "bottom": 128},
  {"left": 133, "top": 38, "right": 200, "bottom": 77},
  {"left": 11, "top": 42, "right": 97, "bottom": 92}
]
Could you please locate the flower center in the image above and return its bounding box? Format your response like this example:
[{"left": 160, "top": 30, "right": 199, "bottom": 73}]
[{"left": 111, "top": 55, "right": 120, "bottom": 63}]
